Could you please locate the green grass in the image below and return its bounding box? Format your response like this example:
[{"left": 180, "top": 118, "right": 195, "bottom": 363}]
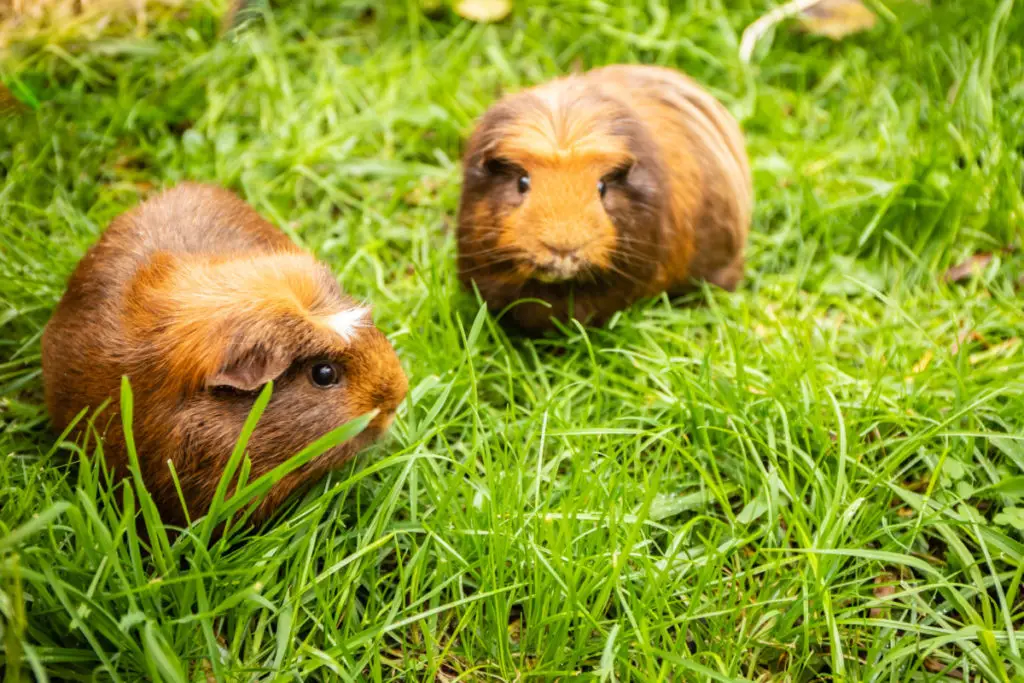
[{"left": 2, "top": 0, "right": 1024, "bottom": 680}]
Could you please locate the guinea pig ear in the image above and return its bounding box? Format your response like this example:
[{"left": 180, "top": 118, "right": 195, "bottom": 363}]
[
  {"left": 207, "top": 343, "right": 292, "bottom": 392},
  {"left": 466, "top": 104, "right": 518, "bottom": 168}
]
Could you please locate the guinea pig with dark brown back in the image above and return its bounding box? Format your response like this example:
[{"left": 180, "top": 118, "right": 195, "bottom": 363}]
[
  {"left": 42, "top": 183, "right": 408, "bottom": 527},
  {"left": 457, "top": 64, "right": 752, "bottom": 332}
]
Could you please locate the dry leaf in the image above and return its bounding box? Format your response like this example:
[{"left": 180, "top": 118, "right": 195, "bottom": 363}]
[
  {"left": 869, "top": 572, "right": 898, "bottom": 617},
  {"left": 907, "top": 349, "right": 933, "bottom": 377},
  {"left": 873, "top": 573, "right": 897, "bottom": 599},
  {"left": 904, "top": 477, "right": 930, "bottom": 492},
  {"left": 798, "top": 0, "right": 877, "bottom": 40},
  {"left": 944, "top": 252, "right": 994, "bottom": 283},
  {"left": 453, "top": 0, "right": 511, "bottom": 23},
  {"left": 923, "top": 657, "right": 964, "bottom": 679},
  {"left": 911, "top": 550, "right": 946, "bottom": 566}
]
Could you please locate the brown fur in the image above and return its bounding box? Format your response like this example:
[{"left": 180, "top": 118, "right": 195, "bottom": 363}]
[
  {"left": 457, "top": 64, "right": 752, "bottom": 332},
  {"left": 42, "top": 183, "right": 408, "bottom": 527}
]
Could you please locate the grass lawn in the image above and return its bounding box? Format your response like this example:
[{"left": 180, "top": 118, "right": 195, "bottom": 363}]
[{"left": 2, "top": 0, "right": 1024, "bottom": 680}]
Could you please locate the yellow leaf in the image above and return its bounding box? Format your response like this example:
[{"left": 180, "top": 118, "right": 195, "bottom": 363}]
[
  {"left": 454, "top": 0, "right": 511, "bottom": 23},
  {"left": 798, "top": 0, "right": 877, "bottom": 40},
  {"left": 904, "top": 349, "right": 933, "bottom": 381}
]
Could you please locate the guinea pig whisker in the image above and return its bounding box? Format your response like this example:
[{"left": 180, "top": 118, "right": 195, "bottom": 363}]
[
  {"left": 460, "top": 244, "right": 523, "bottom": 258},
  {"left": 459, "top": 248, "right": 522, "bottom": 264},
  {"left": 613, "top": 245, "right": 661, "bottom": 264},
  {"left": 599, "top": 263, "right": 649, "bottom": 289},
  {"left": 459, "top": 248, "right": 521, "bottom": 260},
  {"left": 616, "top": 237, "right": 663, "bottom": 251},
  {"left": 568, "top": 263, "right": 598, "bottom": 286},
  {"left": 458, "top": 256, "right": 527, "bottom": 277},
  {"left": 614, "top": 253, "right": 657, "bottom": 268}
]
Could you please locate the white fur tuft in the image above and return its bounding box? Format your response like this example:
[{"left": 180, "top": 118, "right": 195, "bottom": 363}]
[{"left": 326, "top": 307, "right": 370, "bottom": 342}]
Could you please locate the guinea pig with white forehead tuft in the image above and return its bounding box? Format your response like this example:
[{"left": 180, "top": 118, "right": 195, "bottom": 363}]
[{"left": 42, "top": 183, "right": 408, "bottom": 526}]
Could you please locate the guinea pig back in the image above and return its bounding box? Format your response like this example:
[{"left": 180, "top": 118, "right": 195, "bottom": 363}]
[
  {"left": 457, "top": 64, "right": 752, "bottom": 331},
  {"left": 42, "top": 183, "right": 408, "bottom": 526}
]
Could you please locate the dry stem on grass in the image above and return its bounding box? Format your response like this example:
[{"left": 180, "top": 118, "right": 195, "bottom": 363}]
[{"left": 0, "top": 0, "right": 202, "bottom": 48}]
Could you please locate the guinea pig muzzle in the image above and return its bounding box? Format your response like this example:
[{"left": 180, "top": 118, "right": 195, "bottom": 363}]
[{"left": 530, "top": 241, "right": 592, "bottom": 283}]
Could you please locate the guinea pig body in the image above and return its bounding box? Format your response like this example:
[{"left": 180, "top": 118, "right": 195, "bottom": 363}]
[
  {"left": 42, "top": 183, "right": 408, "bottom": 526},
  {"left": 457, "top": 64, "right": 752, "bottom": 331}
]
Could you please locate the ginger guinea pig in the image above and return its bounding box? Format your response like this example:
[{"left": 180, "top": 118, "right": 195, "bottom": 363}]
[
  {"left": 457, "top": 64, "right": 752, "bottom": 332},
  {"left": 42, "top": 183, "right": 408, "bottom": 527}
]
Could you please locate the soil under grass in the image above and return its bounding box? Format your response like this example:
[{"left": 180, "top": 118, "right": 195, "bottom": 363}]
[{"left": 1, "top": 1, "right": 1023, "bottom": 680}]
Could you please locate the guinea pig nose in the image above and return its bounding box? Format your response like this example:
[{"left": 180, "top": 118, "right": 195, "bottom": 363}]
[{"left": 540, "top": 241, "right": 582, "bottom": 258}]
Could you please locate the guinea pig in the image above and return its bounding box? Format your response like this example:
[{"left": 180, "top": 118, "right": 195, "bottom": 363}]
[
  {"left": 41, "top": 183, "right": 408, "bottom": 527},
  {"left": 457, "top": 64, "right": 752, "bottom": 332}
]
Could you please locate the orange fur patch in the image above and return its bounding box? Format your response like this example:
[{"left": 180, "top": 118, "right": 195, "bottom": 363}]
[
  {"left": 125, "top": 251, "right": 355, "bottom": 398},
  {"left": 491, "top": 84, "right": 632, "bottom": 167},
  {"left": 488, "top": 85, "right": 634, "bottom": 277}
]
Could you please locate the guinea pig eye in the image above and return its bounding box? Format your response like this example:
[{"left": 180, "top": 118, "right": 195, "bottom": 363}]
[
  {"left": 310, "top": 362, "right": 340, "bottom": 387},
  {"left": 517, "top": 174, "right": 530, "bottom": 194},
  {"left": 602, "top": 163, "right": 633, "bottom": 191},
  {"left": 485, "top": 157, "right": 511, "bottom": 175}
]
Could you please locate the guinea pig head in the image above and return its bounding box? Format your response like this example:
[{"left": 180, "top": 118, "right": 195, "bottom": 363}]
[
  {"left": 126, "top": 252, "right": 408, "bottom": 523},
  {"left": 458, "top": 79, "right": 668, "bottom": 295}
]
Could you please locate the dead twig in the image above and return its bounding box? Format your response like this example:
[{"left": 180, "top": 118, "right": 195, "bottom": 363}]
[{"left": 740, "top": 0, "right": 824, "bottom": 63}]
